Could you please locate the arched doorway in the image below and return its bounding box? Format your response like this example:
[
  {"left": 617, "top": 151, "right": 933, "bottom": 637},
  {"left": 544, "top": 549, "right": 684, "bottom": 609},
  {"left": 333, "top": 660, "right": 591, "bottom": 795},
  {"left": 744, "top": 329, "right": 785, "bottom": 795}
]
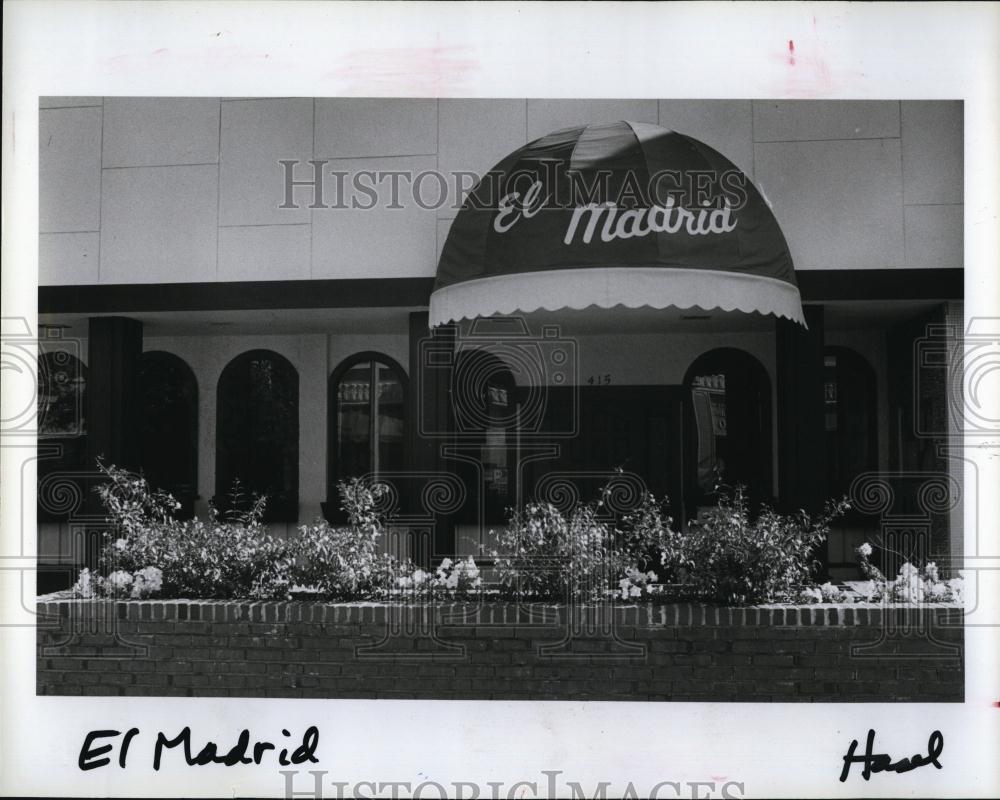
[
  {"left": 450, "top": 348, "right": 520, "bottom": 529},
  {"left": 683, "top": 348, "right": 773, "bottom": 517}
]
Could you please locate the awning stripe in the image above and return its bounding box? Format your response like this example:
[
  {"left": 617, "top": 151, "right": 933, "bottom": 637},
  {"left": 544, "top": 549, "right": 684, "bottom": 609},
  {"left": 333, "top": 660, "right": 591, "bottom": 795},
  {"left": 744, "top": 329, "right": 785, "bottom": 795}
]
[{"left": 429, "top": 266, "right": 807, "bottom": 328}]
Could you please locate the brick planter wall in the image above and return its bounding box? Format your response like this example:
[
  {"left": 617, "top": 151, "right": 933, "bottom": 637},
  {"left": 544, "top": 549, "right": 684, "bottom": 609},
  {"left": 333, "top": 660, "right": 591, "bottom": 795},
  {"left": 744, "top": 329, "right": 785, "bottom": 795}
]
[{"left": 36, "top": 600, "right": 963, "bottom": 701}]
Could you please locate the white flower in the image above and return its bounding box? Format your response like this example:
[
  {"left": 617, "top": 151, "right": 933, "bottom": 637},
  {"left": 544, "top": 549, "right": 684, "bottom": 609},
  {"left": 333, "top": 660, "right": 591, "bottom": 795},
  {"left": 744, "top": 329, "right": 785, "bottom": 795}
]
[
  {"left": 856, "top": 580, "right": 877, "bottom": 601},
  {"left": 898, "top": 561, "right": 919, "bottom": 579},
  {"left": 72, "top": 568, "right": 94, "bottom": 599},
  {"left": 798, "top": 588, "right": 822, "bottom": 604},
  {"left": 928, "top": 583, "right": 947, "bottom": 599},
  {"left": 130, "top": 566, "right": 163, "bottom": 598},
  {"left": 905, "top": 582, "right": 925, "bottom": 604},
  {"left": 858, "top": 543, "right": 873, "bottom": 558},
  {"left": 107, "top": 570, "right": 133, "bottom": 595},
  {"left": 114, "top": 538, "right": 128, "bottom": 551},
  {"left": 819, "top": 582, "right": 841, "bottom": 602}
]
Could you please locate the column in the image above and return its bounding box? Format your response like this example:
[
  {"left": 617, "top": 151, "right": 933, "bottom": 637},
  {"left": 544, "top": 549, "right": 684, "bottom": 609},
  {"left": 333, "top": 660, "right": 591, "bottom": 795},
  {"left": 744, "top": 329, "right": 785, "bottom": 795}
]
[
  {"left": 775, "top": 305, "right": 827, "bottom": 516},
  {"left": 408, "top": 312, "right": 455, "bottom": 562},
  {"left": 85, "top": 316, "right": 143, "bottom": 473},
  {"left": 83, "top": 316, "right": 143, "bottom": 568}
]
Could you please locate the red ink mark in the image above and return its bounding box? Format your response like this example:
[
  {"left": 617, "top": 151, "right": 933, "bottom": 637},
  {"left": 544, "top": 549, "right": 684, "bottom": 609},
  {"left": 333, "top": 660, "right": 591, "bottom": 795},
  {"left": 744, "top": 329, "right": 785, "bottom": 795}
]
[
  {"left": 993, "top": 701, "right": 1000, "bottom": 707},
  {"left": 771, "top": 22, "right": 858, "bottom": 96}
]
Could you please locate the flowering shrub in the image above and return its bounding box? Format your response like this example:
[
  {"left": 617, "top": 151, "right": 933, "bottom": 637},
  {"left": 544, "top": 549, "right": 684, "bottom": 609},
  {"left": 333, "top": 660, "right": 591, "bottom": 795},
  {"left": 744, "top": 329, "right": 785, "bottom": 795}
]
[
  {"left": 395, "top": 568, "right": 432, "bottom": 593},
  {"left": 432, "top": 556, "right": 482, "bottom": 598},
  {"left": 103, "top": 510, "right": 294, "bottom": 600},
  {"left": 87, "top": 462, "right": 293, "bottom": 598},
  {"left": 797, "top": 581, "right": 848, "bottom": 605},
  {"left": 490, "top": 486, "right": 672, "bottom": 602},
  {"left": 131, "top": 566, "right": 164, "bottom": 598},
  {"left": 71, "top": 565, "right": 164, "bottom": 599},
  {"left": 490, "top": 501, "right": 608, "bottom": 600},
  {"left": 619, "top": 566, "right": 659, "bottom": 601},
  {"left": 855, "top": 543, "right": 964, "bottom": 604},
  {"left": 66, "top": 463, "right": 963, "bottom": 607},
  {"left": 665, "top": 486, "right": 850, "bottom": 605},
  {"left": 71, "top": 567, "right": 96, "bottom": 598},
  {"left": 75, "top": 464, "right": 402, "bottom": 601},
  {"left": 292, "top": 480, "right": 398, "bottom": 599},
  {"left": 94, "top": 458, "right": 180, "bottom": 536},
  {"left": 394, "top": 556, "right": 482, "bottom": 600}
]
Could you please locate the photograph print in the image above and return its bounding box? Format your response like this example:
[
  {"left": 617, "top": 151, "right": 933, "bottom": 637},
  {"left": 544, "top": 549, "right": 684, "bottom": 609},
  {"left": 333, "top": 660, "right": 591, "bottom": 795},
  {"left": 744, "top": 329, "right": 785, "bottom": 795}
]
[{"left": 35, "top": 96, "right": 966, "bottom": 704}]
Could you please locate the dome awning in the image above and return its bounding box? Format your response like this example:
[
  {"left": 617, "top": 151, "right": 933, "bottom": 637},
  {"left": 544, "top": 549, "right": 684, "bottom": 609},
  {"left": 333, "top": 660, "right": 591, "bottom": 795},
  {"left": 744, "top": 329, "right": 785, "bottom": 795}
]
[{"left": 430, "top": 120, "right": 805, "bottom": 327}]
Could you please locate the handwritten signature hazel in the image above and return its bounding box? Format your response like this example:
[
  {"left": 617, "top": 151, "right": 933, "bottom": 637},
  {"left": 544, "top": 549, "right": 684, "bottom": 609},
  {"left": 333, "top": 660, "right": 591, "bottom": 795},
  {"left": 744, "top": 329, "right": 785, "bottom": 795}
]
[{"left": 839, "top": 729, "right": 944, "bottom": 782}]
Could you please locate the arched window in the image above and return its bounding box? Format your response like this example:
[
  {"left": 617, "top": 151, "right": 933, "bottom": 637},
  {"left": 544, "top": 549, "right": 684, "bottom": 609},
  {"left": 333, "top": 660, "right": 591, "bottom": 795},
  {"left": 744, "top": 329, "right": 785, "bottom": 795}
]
[
  {"left": 684, "top": 348, "right": 773, "bottom": 512},
  {"left": 216, "top": 350, "right": 299, "bottom": 522},
  {"left": 824, "top": 346, "right": 878, "bottom": 496},
  {"left": 328, "top": 353, "right": 407, "bottom": 497},
  {"left": 140, "top": 351, "right": 198, "bottom": 518},
  {"left": 37, "top": 350, "right": 88, "bottom": 521}
]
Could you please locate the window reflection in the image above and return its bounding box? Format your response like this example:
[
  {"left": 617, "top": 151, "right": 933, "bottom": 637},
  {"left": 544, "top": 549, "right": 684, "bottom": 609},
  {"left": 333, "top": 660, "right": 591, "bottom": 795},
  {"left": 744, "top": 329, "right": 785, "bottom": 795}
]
[
  {"left": 684, "top": 348, "right": 772, "bottom": 512},
  {"left": 690, "top": 373, "right": 727, "bottom": 492},
  {"left": 329, "top": 355, "right": 407, "bottom": 498}
]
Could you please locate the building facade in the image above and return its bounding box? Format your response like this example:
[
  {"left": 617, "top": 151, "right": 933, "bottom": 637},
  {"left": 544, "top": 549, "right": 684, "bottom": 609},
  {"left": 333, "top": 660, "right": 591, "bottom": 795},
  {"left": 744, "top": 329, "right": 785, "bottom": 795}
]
[{"left": 36, "top": 98, "right": 965, "bottom": 589}]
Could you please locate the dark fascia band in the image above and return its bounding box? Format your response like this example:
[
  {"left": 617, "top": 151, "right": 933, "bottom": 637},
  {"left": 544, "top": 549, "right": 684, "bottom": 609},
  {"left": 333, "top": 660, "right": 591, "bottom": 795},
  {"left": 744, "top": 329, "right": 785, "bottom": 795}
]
[{"left": 38, "top": 269, "right": 962, "bottom": 314}]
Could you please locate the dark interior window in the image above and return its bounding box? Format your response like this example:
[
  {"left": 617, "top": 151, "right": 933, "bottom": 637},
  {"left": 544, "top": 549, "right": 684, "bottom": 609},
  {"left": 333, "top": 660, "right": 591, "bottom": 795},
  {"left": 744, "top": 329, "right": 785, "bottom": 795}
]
[
  {"left": 684, "top": 348, "right": 773, "bottom": 511},
  {"left": 328, "top": 352, "right": 407, "bottom": 498},
  {"left": 140, "top": 351, "right": 198, "bottom": 518},
  {"left": 216, "top": 350, "right": 299, "bottom": 522}
]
